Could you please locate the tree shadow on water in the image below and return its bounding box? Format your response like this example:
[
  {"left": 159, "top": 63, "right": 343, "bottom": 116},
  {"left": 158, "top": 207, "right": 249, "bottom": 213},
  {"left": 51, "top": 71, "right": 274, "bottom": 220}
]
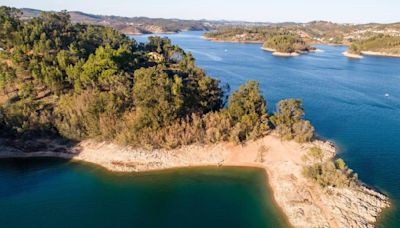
[{"left": 0, "top": 134, "right": 82, "bottom": 198}]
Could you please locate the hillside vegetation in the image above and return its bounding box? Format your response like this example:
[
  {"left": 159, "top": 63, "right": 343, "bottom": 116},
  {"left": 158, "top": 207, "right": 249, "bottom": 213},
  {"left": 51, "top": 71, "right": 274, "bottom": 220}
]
[
  {"left": 348, "top": 34, "right": 400, "bottom": 55},
  {"left": 20, "top": 8, "right": 209, "bottom": 34},
  {"left": 204, "top": 27, "right": 278, "bottom": 43},
  {"left": 262, "top": 33, "right": 315, "bottom": 53},
  {"left": 0, "top": 7, "right": 314, "bottom": 149},
  {"left": 204, "top": 21, "right": 400, "bottom": 46},
  {"left": 205, "top": 28, "right": 314, "bottom": 53}
]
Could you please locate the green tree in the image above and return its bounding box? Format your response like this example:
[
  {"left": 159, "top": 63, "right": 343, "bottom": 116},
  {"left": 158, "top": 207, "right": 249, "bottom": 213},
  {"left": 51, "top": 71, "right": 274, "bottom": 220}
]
[
  {"left": 228, "top": 80, "right": 267, "bottom": 122},
  {"left": 133, "top": 67, "right": 184, "bottom": 129},
  {"left": 271, "top": 99, "right": 314, "bottom": 142},
  {"left": 228, "top": 81, "right": 269, "bottom": 142},
  {"left": 0, "top": 64, "right": 16, "bottom": 94},
  {"left": 0, "top": 7, "right": 21, "bottom": 48}
]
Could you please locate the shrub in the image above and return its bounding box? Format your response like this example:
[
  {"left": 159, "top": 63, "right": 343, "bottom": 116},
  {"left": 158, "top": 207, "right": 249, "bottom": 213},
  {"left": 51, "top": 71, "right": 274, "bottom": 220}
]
[
  {"left": 227, "top": 81, "right": 269, "bottom": 143},
  {"left": 303, "top": 158, "right": 358, "bottom": 188},
  {"left": 255, "top": 145, "right": 268, "bottom": 163},
  {"left": 270, "top": 99, "right": 314, "bottom": 142},
  {"left": 293, "top": 120, "right": 314, "bottom": 143},
  {"left": 203, "top": 111, "right": 232, "bottom": 143}
]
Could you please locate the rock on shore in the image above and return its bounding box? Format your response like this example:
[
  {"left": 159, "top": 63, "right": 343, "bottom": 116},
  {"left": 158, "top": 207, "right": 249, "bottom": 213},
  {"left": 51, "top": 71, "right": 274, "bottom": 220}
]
[{"left": 0, "top": 135, "right": 390, "bottom": 228}]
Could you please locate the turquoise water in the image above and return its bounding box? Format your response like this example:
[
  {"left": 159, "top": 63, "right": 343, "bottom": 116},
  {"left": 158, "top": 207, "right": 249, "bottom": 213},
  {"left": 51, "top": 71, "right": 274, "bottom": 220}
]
[
  {"left": 1, "top": 31, "right": 399, "bottom": 228},
  {"left": 0, "top": 159, "right": 288, "bottom": 228},
  {"left": 134, "top": 32, "right": 400, "bottom": 227}
]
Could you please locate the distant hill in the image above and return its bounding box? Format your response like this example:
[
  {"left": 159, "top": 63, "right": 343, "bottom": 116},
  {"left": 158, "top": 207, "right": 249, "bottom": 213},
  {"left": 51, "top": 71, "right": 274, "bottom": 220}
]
[
  {"left": 18, "top": 8, "right": 298, "bottom": 35},
  {"left": 20, "top": 8, "right": 211, "bottom": 34},
  {"left": 19, "top": 8, "right": 400, "bottom": 40},
  {"left": 204, "top": 20, "right": 400, "bottom": 46}
]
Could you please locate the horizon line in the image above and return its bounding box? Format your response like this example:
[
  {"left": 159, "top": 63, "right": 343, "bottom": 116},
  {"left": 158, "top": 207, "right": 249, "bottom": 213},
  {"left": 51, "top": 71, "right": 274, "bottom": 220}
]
[{"left": 14, "top": 6, "right": 400, "bottom": 26}]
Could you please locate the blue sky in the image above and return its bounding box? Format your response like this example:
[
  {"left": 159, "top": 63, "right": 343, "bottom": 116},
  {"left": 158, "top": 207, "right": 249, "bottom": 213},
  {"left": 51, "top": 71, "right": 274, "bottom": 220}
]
[{"left": 0, "top": 0, "right": 398, "bottom": 23}]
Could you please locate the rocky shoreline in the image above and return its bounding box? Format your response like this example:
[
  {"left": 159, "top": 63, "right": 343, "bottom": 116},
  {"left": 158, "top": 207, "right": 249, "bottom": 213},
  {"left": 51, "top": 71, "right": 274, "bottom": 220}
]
[{"left": 0, "top": 135, "right": 390, "bottom": 228}]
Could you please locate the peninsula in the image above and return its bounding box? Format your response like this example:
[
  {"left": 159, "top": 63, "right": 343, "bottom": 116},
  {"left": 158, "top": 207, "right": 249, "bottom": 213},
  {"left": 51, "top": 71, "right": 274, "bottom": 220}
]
[
  {"left": 204, "top": 24, "right": 400, "bottom": 58},
  {"left": 203, "top": 22, "right": 400, "bottom": 46},
  {"left": 204, "top": 29, "right": 316, "bottom": 56},
  {"left": 0, "top": 134, "right": 390, "bottom": 228},
  {"left": 0, "top": 7, "right": 390, "bottom": 228},
  {"left": 261, "top": 34, "right": 316, "bottom": 56},
  {"left": 344, "top": 34, "right": 400, "bottom": 58}
]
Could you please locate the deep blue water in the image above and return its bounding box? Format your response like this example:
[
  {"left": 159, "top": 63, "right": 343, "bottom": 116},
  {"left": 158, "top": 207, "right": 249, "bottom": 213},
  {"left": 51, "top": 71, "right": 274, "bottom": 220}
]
[
  {"left": 134, "top": 32, "right": 400, "bottom": 227},
  {"left": 0, "top": 31, "right": 399, "bottom": 228}
]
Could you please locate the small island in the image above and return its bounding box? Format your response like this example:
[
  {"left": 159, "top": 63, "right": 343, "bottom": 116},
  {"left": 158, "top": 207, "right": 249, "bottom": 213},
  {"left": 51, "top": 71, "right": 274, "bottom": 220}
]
[
  {"left": 205, "top": 25, "right": 400, "bottom": 59},
  {"left": 203, "top": 27, "right": 272, "bottom": 43},
  {"left": 204, "top": 28, "right": 317, "bottom": 57},
  {"left": 261, "top": 33, "right": 316, "bottom": 56},
  {"left": 0, "top": 7, "right": 390, "bottom": 228}
]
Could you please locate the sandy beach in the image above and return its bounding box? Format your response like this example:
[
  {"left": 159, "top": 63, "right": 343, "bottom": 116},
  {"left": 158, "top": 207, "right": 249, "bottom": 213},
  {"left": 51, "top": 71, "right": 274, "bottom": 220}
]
[
  {"left": 361, "top": 51, "right": 400, "bottom": 58},
  {"left": 343, "top": 51, "right": 364, "bottom": 59},
  {"left": 343, "top": 51, "right": 400, "bottom": 59},
  {"left": 0, "top": 134, "right": 389, "bottom": 228},
  {"left": 261, "top": 47, "right": 300, "bottom": 57},
  {"left": 272, "top": 52, "right": 300, "bottom": 57}
]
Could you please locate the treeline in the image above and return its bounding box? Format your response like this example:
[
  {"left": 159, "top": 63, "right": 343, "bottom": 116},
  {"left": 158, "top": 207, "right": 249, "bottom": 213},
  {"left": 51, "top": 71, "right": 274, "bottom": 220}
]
[
  {"left": 205, "top": 28, "right": 314, "bottom": 53},
  {"left": 0, "top": 7, "right": 314, "bottom": 149},
  {"left": 21, "top": 8, "right": 210, "bottom": 35},
  {"left": 204, "top": 27, "right": 280, "bottom": 42},
  {"left": 348, "top": 34, "right": 400, "bottom": 55}
]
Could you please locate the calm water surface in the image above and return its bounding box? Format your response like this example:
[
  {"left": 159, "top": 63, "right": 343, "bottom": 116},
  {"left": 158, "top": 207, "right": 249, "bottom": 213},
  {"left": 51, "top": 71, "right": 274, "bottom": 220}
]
[
  {"left": 135, "top": 32, "right": 400, "bottom": 227},
  {"left": 1, "top": 31, "right": 399, "bottom": 227},
  {"left": 0, "top": 159, "right": 287, "bottom": 228}
]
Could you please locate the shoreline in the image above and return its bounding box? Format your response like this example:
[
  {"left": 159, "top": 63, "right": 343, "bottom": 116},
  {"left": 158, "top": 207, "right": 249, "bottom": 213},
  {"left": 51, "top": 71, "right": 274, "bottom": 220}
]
[
  {"left": 261, "top": 47, "right": 300, "bottom": 57},
  {"left": 361, "top": 51, "right": 400, "bottom": 58},
  {"left": 343, "top": 51, "right": 364, "bottom": 59},
  {"left": 343, "top": 51, "right": 400, "bottom": 59},
  {"left": 201, "top": 36, "right": 264, "bottom": 44},
  {"left": 0, "top": 135, "right": 389, "bottom": 228}
]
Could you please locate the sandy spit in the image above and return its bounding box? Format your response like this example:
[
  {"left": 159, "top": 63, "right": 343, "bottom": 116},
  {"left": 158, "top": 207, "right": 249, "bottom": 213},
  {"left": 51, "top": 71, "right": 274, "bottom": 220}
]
[
  {"left": 343, "top": 51, "right": 364, "bottom": 59},
  {"left": 0, "top": 135, "right": 390, "bottom": 228}
]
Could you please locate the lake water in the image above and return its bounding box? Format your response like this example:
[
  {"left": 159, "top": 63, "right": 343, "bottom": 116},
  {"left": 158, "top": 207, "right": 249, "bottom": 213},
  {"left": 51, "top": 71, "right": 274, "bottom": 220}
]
[
  {"left": 0, "top": 159, "right": 287, "bottom": 228},
  {"left": 134, "top": 32, "right": 400, "bottom": 227},
  {"left": 1, "top": 31, "right": 399, "bottom": 227}
]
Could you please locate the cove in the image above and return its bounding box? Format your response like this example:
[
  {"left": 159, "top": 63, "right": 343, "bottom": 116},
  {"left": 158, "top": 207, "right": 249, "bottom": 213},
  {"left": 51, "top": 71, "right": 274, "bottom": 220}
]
[{"left": 0, "top": 158, "right": 289, "bottom": 228}]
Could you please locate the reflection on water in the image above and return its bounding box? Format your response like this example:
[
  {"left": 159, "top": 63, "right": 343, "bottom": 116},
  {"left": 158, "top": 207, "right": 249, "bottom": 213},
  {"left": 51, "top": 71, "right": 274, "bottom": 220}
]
[
  {"left": 0, "top": 159, "right": 289, "bottom": 228},
  {"left": 134, "top": 32, "right": 400, "bottom": 226}
]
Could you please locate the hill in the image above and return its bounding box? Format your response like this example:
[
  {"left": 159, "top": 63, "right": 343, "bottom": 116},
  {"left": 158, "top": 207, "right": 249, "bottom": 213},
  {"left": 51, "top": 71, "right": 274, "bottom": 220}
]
[
  {"left": 20, "top": 8, "right": 210, "bottom": 34},
  {"left": 0, "top": 6, "right": 316, "bottom": 149},
  {"left": 204, "top": 21, "right": 400, "bottom": 46},
  {"left": 347, "top": 34, "right": 400, "bottom": 57}
]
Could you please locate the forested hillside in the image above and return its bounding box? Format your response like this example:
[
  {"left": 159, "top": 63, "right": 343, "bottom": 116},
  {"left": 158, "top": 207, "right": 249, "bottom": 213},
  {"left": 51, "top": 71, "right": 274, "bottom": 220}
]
[
  {"left": 348, "top": 34, "right": 400, "bottom": 55},
  {"left": 204, "top": 21, "right": 400, "bottom": 46},
  {"left": 262, "top": 33, "right": 315, "bottom": 53},
  {"left": 0, "top": 7, "right": 314, "bottom": 149},
  {"left": 20, "top": 8, "right": 210, "bottom": 34}
]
